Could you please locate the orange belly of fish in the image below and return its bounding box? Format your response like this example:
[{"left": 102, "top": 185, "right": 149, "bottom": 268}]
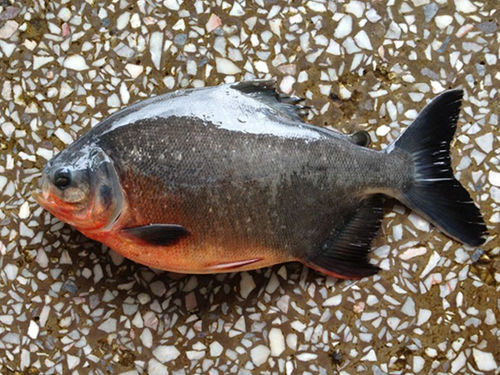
[{"left": 82, "top": 229, "right": 293, "bottom": 273}]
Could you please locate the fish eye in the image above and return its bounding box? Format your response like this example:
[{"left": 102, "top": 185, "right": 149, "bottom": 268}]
[{"left": 54, "top": 169, "right": 72, "bottom": 190}]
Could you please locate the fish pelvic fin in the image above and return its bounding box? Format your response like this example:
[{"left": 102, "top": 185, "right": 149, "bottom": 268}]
[
  {"left": 303, "top": 195, "right": 384, "bottom": 279},
  {"left": 389, "top": 89, "right": 487, "bottom": 246}
]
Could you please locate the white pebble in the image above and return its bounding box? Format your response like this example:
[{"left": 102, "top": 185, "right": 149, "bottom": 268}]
[
  {"left": 130, "top": 13, "right": 141, "bottom": 28},
  {"left": 408, "top": 213, "right": 430, "bottom": 231},
  {"left": 240, "top": 272, "right": 255, "bottom": 298},
  {"left": 58, "top": 7, "right": 72, "bottom": 21},
  {"left": 413, "top": 356, "right": 425, "bottom": 373},
  {"left": 485, "top": 309, "right": 496, "bottom": 325},
  {"left": 148, "top": 359, "right": 168, "bottom": 375},
  {"left": 334, "top": 15, "right": 352, "bottom": 39},
  {"left": 120, "top": 82, "right": 130, "bottom": 104},
  {"left": 18, "top": 201, "right": 30, "bottom": 219},
  {"left": 54, "top": 128, "right": 73, "bottom": 145},
  {"left": 215, "top": 57, "right": 241, "bottom": 74},
  {"left": 153, "top": 345, "right": 180, "bottom": 362},
  {"left": 472, "top": 349, "right": 497, "bottom": 371},
  {"left": 67, "top": 355, "right": 80, "bottom": 370},
  {"left": 307, "top": 1, "right": 326, "bottom": 12},
  {"left": 376, "top": 125, "right": 391, "bottom": 136},
  {"left": 474, "top": 132, "right": 493, "bottom": 153},
  {"left": 420, "top": 251, "right": 440, "bottom": 278},
  {"left": 107, "top": 94, "right": 120, "bottom": 108},
  {"left": 296, "top": 353, "right": 318, "bottom": 361},
  {"left": 489, "top": 171, "right": 500, "bottom": 186},
  {"left": 286, "top": 333, "right": 297, "bottom": 350},
  {"left": 229, "top": 2, "right": 244, "bottom": 16},
  {"left": 454, "top": 0, "right": 477, "bottom": 13},
  {"left": 59, "top": 82, "right": 73, "bottom": 99},
  {"left": 1, "top": 122, "right": 15, "bottom": 138},
  {"left": 269, "top": 328, "right": 285, "bottom": 356},
  {"left": 323, "top": 294, "right": 342, "bottom": 306},
  {"left": 451, "top": 352, "right": 466, "bottom": 373},
  {"left": 354, "top": 30, "right": 372, "bottom": 50},
  {"left": 0, "top": 20, "right": 18, "bottom": 39},
  {"left": 164, "top": 0, "right": 179, "bottom": 11},
  {"left": 98, "top": 318, "right": 116, "bottom": 333},
  {"left": 254, "top": 60, "right": 269, "bottom": 73},
  {"left": 250, "top": 345, "right": 270, "bottom": 367},
  {"left": 125, "top": 63, "right": 144, "bottom": 78},
  {"left": 366, "top": 8, "right": 381, "bottom": 22},
  {"left": 345, "top": 1, "right": 365, "bottom": 18},
  {"left": 425, "top": 347, "right": 437, "bottom": 358},
  {"left": 116, "top": 12, "right": 131, "bottom": 30},
  {"left": 150, "top": 32, "right": 164, "bottom": 70},
  {"left": 361, "top": 349, "right": 377, "bottom": 361},
  {"left": 401, "top": 297, "right": 416, "bottom": 316},
  {"left": 417, "top": 308, "right": 432, "bottom": 325},
  {"left": 36, "top": 249, "right": 48, "bottom": 268},
  {"left": 27, "top": 321, "right": 39, "bottom": 339},
  {"left": 279, "top": 76, "right": 295, "bottom": 95},
  {"left": 400, "top": 247, "right": 426, "bottom": 260},
  {"left": 385, "top": 21, "right": 402, "bottom": 39},
  {"left": 210, "top": 341, "right": 223, "bottom": 357},
  {"left": 63, "top": 54, "right": 89, "bottom": 71},
  {"left": 140, "top": 328, "right": 152, "bottom": 348},
  {"left": 435, "top": 15, "right": 453, "bottom": 29},
  {"left": 0, "top": 40, "right": 15, "bottom": 57},
  {"left": 338, "top": 84, "right": 351, "bottom": 99}
]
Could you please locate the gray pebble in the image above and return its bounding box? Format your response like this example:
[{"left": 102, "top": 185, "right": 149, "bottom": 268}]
[
  {"left": 476, "top": 21, "right": 497, "bottom": 34},
  {"left": 173, "top": 33, "right": 187, "bottom": 46},
  {"left": 424, "top": 3, "right": 439, "bottom": 23}
]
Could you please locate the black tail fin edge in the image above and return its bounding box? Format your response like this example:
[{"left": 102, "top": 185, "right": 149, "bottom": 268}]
[{"left": 391, "top": 89, "right": 487, "bottom": 246}]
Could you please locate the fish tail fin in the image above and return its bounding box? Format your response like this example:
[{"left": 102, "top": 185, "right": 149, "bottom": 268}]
[{"left": 389, "top": 89, "right": 487, "bottom": 246}]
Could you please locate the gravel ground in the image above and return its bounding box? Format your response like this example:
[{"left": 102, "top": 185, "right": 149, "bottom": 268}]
[{"left": 0, "top": 0, "right": 498, "bottom": 374}]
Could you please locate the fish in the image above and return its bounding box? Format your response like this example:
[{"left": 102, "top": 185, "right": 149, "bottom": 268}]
[{"left": 34, "top": 80, "right": 487, "bottom": 279}]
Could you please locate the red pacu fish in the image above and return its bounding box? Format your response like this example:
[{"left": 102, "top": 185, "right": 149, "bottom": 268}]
[{"left": 35, "top": 81, "right": 487, "bottom": 279}]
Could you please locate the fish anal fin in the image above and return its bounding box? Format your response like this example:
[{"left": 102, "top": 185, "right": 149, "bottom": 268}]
[
  {"left": 304, "top": 195, "right": 385, "bottom": 279},
  {"left": 122, "top": 224, "right": 188, "bottom": 246}
]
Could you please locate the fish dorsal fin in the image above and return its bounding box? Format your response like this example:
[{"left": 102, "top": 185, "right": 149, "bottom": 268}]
[
  {"left": 231, "top": 80, "right": 308, "bottom": 121},
  {"left": 303, "top": 195, "right": 385, "bottom": 279},
  {"left": 122, "top": 224, "right": 188, "bottom": 246}
]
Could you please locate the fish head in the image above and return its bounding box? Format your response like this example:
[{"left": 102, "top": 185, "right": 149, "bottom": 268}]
[{"left": 34, "top": 143, "right": 124, "bottom": 231}]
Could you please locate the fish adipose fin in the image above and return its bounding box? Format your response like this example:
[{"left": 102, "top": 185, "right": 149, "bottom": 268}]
[
  {"left": 390, "top": 89, "right": 487, "bottom": 246},
  {"left": 231, "top": 80, "right": 309, "bottom": 121},
  {"left": 349, "top": 130, "right": 371, "bottom": 147},
  {"left": 304, "top": 195, "right": 384, "bottom": 279},
  {"left": 122, "top": 224, "right": 188, "bottom": 246}
]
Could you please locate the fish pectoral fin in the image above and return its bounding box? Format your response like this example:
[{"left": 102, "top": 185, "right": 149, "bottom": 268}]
[
  {"left": 303, "top": 195, "right": 384, "bottom": 280},
  {"left": 122, "top": 224, "right": 188, "bottom": 246}
]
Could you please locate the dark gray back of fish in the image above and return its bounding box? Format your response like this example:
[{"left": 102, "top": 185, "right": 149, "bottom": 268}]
[{"left": 98, "top": 115, "right": 398, "bottom": 257}]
